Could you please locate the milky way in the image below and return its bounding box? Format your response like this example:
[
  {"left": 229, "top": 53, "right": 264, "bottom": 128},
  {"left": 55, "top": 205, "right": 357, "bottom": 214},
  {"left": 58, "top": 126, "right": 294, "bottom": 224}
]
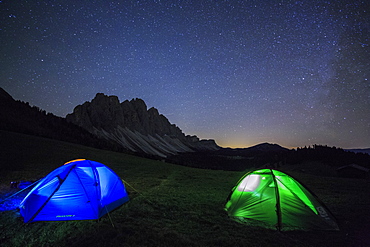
[{"left": 1, "top": 0, "right": 369, "bottom": 148}]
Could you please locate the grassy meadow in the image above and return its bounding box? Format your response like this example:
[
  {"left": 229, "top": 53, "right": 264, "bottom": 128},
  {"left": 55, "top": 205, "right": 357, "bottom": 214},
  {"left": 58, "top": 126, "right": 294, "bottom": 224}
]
[{"left": 1, "top": 130, "right": 370, "bottom": 246}]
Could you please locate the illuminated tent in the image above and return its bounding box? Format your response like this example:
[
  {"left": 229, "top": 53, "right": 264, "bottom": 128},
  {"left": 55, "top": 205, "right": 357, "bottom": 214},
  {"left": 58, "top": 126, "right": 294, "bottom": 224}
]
[
  {"left": 225, "top": 169, "right": 339, "bottom": 231},
  {"left": 19, "top": 159, "right": 129, "bottom": 223}
]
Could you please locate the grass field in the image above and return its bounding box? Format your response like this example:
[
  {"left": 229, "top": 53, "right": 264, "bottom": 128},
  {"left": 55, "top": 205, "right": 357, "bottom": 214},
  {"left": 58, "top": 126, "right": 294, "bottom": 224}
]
[{"left": 1, "top": 130, "right": 370, "bottom": 246}]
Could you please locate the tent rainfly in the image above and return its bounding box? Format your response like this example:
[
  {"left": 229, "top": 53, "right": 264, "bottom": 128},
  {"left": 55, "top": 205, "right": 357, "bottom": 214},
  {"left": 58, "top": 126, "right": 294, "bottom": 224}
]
[
  {"left": 19, "top": 159, "right": 129, "bottom": 223},
  {"left": 225, "top": 169, "right": 339, "bottom": 231}
]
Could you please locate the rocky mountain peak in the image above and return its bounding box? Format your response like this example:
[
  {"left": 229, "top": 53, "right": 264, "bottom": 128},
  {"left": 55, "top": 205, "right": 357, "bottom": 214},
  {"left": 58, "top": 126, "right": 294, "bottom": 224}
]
[
  {"left": 92, "top": 93, "right": 120, "bottom": 106},
  {"left": 66, "top": 93, "right": 219, "bottom": 157}
]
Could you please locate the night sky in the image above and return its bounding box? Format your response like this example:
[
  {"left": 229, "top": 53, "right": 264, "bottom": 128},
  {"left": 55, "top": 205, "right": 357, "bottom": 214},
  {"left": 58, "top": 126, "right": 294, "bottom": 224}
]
[{"left": 1, "top": 0, "right": 369, "bottom": 149}]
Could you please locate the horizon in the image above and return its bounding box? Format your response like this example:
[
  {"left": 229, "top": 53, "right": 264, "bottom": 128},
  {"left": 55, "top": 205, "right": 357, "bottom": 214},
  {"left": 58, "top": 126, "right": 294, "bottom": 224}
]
[
  {"left": 1, "top": 1, "right": 369, "bottom": 150},
  {"left": 3, "top": 87, "right": 369, "bottom": 150}
]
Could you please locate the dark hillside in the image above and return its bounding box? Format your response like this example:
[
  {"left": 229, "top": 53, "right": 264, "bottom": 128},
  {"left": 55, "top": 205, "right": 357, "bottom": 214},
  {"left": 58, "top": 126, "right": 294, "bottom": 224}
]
[
  {"left": 167, "top": 144, "right": 288, "bottom": 171},
  {"left": 0, "top": 88, "right": 125, "bottom": 153},
  {"left": 1, "top": 131, "right": 370, "bottom": 246},
  {"left": 166, "top": 143, "right": 370, "bottom": 178},
  {"left": 287, "top": 145, "right": 370, "bottom": 169},
  {"left": 346, "top": 148, "right": 370, "bottom": 155}
]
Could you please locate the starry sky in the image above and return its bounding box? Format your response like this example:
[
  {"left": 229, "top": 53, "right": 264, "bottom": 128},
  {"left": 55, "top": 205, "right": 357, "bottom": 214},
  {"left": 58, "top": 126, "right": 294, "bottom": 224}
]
[{"left": 1, "top": 0, "right": 369, "bottom": 149}]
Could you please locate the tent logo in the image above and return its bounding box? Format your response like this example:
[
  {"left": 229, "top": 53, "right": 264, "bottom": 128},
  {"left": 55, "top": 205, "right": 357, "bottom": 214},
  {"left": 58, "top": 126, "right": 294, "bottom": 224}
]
[
  {"left": 317, "top": 207, "right": 328, "bottom": 216},
  {"left": 56, "top": 215, "right": 75, "bottom": 218},
  {"left": 317, "top": 206, "right": 330, "bottom": 220}
]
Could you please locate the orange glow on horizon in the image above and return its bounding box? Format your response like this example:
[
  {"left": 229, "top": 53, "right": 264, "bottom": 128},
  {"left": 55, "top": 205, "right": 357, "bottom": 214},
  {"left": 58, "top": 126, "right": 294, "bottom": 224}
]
[{"left": 215, "top": 140, "right": 295, "bottom": 150}]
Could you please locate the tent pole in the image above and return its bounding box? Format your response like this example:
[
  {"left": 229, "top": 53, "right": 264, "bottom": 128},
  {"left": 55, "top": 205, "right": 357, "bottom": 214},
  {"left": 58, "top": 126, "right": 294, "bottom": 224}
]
[
  {"left": 27, "top": 165, "right": 76, "bottom": 223},
  {"left": 0, "top": 178, "right": 42, "bottom": 204},
  {"left": 271, "top": 169, "right": 282, "bottom": 231}
]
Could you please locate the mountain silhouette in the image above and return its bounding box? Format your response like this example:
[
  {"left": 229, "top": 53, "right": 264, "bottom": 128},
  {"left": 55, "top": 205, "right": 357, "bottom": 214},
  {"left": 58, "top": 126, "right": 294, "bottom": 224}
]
[{"left": 66, "top": 93, "right": 219, "bottom": 157}]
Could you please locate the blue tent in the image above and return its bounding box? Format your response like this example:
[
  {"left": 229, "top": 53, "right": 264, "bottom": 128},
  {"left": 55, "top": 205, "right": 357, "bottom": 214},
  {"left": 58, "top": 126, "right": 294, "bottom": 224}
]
[{"left": 19, "top": 159, "right": 129, "bottom": 223}]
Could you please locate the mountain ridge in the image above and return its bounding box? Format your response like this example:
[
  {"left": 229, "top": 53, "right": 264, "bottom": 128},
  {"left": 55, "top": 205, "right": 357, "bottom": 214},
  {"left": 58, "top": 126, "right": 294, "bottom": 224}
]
[
  {"left": 66, "top": 93, "right": 219, "bottom": 157},
  {"left": 2, "top": 87, "right": 369, "bottom": 159}
]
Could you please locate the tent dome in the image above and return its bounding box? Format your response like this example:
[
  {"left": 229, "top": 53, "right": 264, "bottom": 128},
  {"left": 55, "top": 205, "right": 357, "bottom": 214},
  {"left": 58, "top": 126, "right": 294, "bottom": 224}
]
[
  {"left": 19, "top": 159, "right": 129, "bottom": 223},
  {"left": 225, "top": 169, "right": 339, "bottom": 231}
]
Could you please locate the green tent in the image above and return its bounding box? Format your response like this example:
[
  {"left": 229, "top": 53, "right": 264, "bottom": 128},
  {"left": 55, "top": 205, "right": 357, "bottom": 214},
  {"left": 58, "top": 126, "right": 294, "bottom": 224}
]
[{"left": 225, "top": 169, "right": 339, "bottom": 231}]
